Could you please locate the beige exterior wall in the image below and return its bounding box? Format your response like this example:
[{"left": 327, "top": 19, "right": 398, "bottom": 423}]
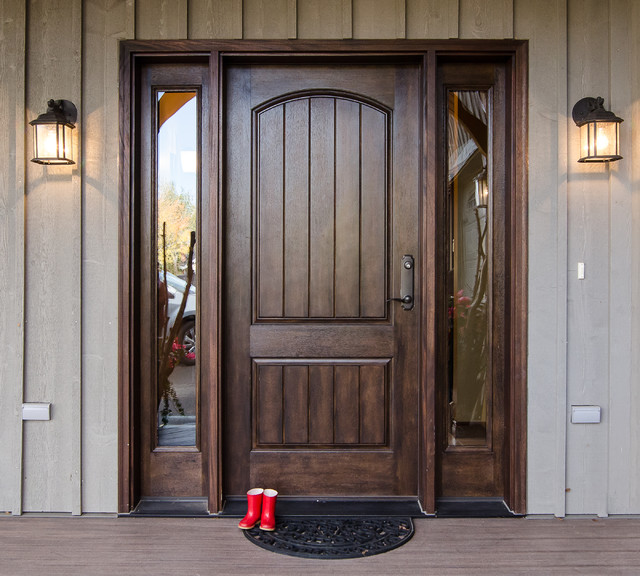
[{"left": 1, "top": 0, "right": 638, "bottom": 515}]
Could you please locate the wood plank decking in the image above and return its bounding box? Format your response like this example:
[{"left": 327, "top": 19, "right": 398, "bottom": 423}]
[{"left": 2, "top": 516, "right": 639, "bottom": 575}]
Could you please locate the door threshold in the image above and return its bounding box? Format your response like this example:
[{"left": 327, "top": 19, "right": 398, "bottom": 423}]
[
  {"left": 127, "top": 497, "right": 210, "bottom": 517},
  {"left": 435, "top": 497, "right": 519, "bottom": 518},
  {"left": 220, "top": 497, "right": 424, "bottom": 518}
]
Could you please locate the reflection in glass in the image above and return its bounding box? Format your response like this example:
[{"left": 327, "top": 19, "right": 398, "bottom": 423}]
[
  {"left": 156, "top": 91, "right": 198, "bottom": 447},
  {"left": 447, "top": 91, "right": 490, "bottom": 448}
]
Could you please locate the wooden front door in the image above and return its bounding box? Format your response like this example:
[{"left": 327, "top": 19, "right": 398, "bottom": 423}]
[{"left": 222, "top": 59, "right": 422, "bottom": 499}]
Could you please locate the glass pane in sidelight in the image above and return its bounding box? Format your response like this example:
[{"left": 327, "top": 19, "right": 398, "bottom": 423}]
[
  {"left": 446, "top": 90, "right": 490, "bottom": 448},
  {"left": 156, "top": 91, "right": 198, "bottom": 447}
]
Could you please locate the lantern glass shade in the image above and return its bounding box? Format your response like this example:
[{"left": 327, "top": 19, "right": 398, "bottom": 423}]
[
  {"left": 29, "top": 99, "right": 77, "bottom": 165},
  {"left": 32, "top": 122, "right": 74, "bottom": 165},
  {"left": 572, "top": 97, "right": 623, "bottom": 163},
  {"left": 578, "top": 120, "right": 621, "bottom": 163}
]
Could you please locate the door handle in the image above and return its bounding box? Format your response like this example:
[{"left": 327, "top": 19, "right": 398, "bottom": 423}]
[{"left": 387, "top": 254, "right": 414, "bottom": 311}]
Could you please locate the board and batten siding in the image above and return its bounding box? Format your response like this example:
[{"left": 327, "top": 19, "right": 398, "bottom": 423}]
[{"left": 0, "top": 0, "right": 638, "bottom": 515}]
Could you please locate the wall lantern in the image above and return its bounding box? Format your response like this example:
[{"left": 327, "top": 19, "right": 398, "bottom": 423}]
[
  {"left": 474, "top": 170, "right": 488, "bottom": 208},
  {"left": 30, "top": 99, "right": 77, "bottom": 165},
  {"left": 572, "top": 96, "right": 623, "bottom": 163}
]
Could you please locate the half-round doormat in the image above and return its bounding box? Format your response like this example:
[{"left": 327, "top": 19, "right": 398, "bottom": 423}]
[{"left": 243, "top": 516, "right": 414, "bottom": 559}]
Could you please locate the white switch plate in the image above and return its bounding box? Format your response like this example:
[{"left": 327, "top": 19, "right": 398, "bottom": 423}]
[
  {"left": 571, "top": 405, "right": 600, "bottom": 424},
  {"left": 22, "top": 403, "right": 51, "bottom": 421},
  {"left": 577, "top": 262, "right": 585, "bottom": 280}
]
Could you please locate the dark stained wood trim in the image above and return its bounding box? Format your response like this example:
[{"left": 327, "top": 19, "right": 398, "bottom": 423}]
[
  {"left": 120, "top": 38, "right": 526, "bottom": 55},
  {"left": 421, "top": 50, "right": 438, "bottom": 514},
  {"left": 205, "top": 50, "right": 222, "bottom": 512},
  {"left": 508, "top": 41, "right": 529, "bottom": 515},
  {"left": 119, "top": 39, "right": 528, "bottom": 515},
  {"left": 118, "top": 42, "right": 133, "bottom": 514}
]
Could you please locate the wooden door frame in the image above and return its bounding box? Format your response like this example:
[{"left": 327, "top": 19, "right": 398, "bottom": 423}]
[{"left": 119, "top": 39, "right": 528, "bottom": 515}]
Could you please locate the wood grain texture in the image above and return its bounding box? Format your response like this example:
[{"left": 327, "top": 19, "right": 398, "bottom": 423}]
[
  {"left": 255, "top": 94, "right": 388, "bottom": 320},
  {"left": 243, "top": 0, "right": 290, "bottom": 38},
  {"left": 82, "top": 0, "right": 133, "bottom": 515},
  {"left": 297, "top": 0, "right": 345, "bottom": 39},
  {"left": 514, "top": 0, "right": 567, "bottom": 517},
  {"left": 459, "top": 0, "right": 513, "bottom": 39},
  {"left": 352, "top": 0, "right": 406, "bottom": 39},
  {"left": 226, "top": 60, "right": 421, "bottom": 500},
  {"left": 23, "top": 0, "right": 83, "bottom": 514},
  {"left": 607, "top": 0, "right": 637, "bottom": 515},
  {"left": 0, "top": 0, "right": 26, "bottom": 516},
  {"left": 135, "top": 0, "right": 187, "bottom": 39},
  {"left": 2, "top": 517, "right": 640, "bottom": 575},
  {"left": 406, "top": 0, "right": 459, "bottom": 39},
  {"left": 629, "top": 0, "right": 640, "bottom": 515},
  {"left": 255, "top": 362, "right": 388, "bottom": 446},
  {"left": 188, "top": 0, "right": 242, "bottom": 39},
  {"left": 566, "top": 0, "right": 611, "bottom": 517}
]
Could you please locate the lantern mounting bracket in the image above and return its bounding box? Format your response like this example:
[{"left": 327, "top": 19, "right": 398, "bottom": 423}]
[
  {"left": 572, "top": 96, "right": 621, "bottom": 127},
  {"left": 31, "top": 99, "right": 78, "bottom": 127}
]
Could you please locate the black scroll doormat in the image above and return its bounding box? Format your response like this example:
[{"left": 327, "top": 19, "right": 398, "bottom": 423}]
[{"left": 243, "top": 516, "right": 414, "bottom": 559}]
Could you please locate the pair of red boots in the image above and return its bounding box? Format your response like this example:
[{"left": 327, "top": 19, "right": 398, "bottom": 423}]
[{"left": 238, "top": 488, "right": 278, "bottom": 531}]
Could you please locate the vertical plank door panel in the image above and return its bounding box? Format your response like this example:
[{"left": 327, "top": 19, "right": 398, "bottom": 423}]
[
  {"left": 283, "top": 365, "right": 310, "bottom": 444},
  {"left": 257, "top": 106, "right": 285, "bottom": 318},
  {"left": 257, "top": 365, "right": 283, "bottom": 444},
  {"left": 335, "top": 99, "right": 362, "bottom": 318},
  {"left": 309, "top": 365, "right": 335, "bottom": 443},
  {"left": 309, "top": 98, "right": 336, "bottom": 318},
  {"left": 284, "top": 99, "right": 310, "bottom": 318},
  {"left": 334, "top": 365, "right": 360, "bottom": 443},
  {"left": 360, "top": 364, "right": 387, "bottom": 444},
  {"left": 360, "top": 105, "right": 387, "bottom": 318}
]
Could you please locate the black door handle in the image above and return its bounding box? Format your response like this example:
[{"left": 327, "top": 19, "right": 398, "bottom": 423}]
[{"left": 387, "top": 255, "right": 414, "bottom": 311}]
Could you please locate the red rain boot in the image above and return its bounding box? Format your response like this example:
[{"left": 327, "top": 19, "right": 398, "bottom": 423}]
[
  {"left": 238, "top": 488, "right": 263, "bottom": 529},
  {"left": 259, "top": 489, "right": 278, "bottom": 531}
]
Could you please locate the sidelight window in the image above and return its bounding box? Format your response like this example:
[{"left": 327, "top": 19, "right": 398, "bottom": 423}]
[
  {"left": 446, "top": 90, "right": 491, "bottom": 449},
  {"left": 155, "top": 91, "right": 199, "bottom": 447}
]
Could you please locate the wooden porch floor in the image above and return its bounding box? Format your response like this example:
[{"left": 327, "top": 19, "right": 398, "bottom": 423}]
[{"left": 2, "top": 515, "right": 639, "bottom": 575}]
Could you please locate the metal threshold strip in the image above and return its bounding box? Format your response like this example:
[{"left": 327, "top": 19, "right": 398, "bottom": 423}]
[
  {"left": 435, "top": 497, "right": 520, "bottom": 518},
  {"left": 126, "top": 497, "right": 210, "bottom": 517},
  {"left": 220, "top": 497, "right": 425, "bottom": 518}
]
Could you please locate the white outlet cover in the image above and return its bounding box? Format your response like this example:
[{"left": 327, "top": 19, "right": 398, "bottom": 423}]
[
  {"left": 22, "top": 403, "right": 51, "bottom": 421},
  {"left": 571, "top": 405, "right": 601, "bottom": 424}
]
